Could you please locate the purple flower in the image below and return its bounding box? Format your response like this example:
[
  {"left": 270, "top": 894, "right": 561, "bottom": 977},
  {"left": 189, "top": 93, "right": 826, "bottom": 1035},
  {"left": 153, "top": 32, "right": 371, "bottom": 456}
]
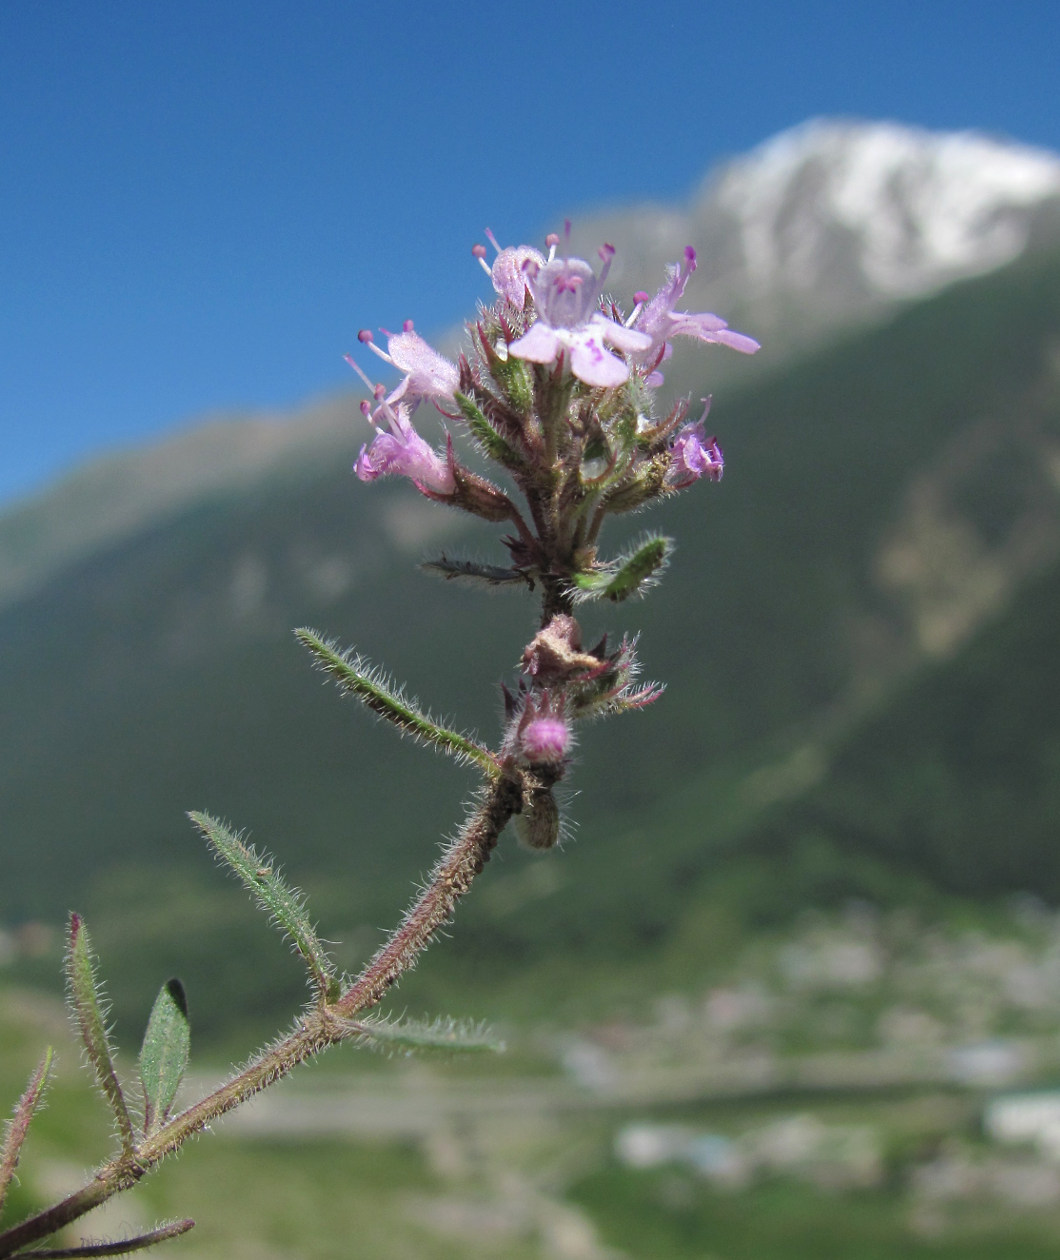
[
  {"left": 516, "top": 693, "right": 571, "bottom": 764},
  {"left": 632, "top": 247, "right": 759, "bottom": 383},
  {"left": 357, "top": 323, "right": 459, "bottom": 409},
  {"left": 520, "top": 715, "right": 570, "bottom": 763},
  {"left": 665, "top": 402, "right": 724, "bottom": 489},
  {"left": 508, "top": 229, "right": 652, "bottom": 389},
  {"left": 354, "top": 399, "right": 455, "bottom": 495},
  {"left": 474, "top": 234, "right": 547, "bottom": 307}
]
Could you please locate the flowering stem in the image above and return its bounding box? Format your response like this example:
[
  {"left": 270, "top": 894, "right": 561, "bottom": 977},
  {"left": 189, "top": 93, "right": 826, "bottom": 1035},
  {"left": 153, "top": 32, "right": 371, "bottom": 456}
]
[
  {"left": 0, "top": 774, "right": 522, "bottom": 1258},
  {"left": 540, "top": 582, "right": 574, "bottom": 625},
  {"left": 2, "top": 225, "right": 756, "bottom": 1258}
]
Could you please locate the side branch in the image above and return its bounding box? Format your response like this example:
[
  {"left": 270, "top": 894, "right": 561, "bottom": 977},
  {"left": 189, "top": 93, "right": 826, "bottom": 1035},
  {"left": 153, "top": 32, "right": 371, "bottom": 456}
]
[
  {"left": 295, "top": 629, "right": 501, "bottom": 776},
  {"left": 0, "top": 775, "right": 520, "bottom": 1259}
]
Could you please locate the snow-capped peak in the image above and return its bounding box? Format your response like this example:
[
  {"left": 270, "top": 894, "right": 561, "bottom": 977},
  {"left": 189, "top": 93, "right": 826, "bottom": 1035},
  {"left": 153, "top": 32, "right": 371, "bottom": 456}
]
[{"left": 707, "top": 118, "right": 1060, "bottom": 299}]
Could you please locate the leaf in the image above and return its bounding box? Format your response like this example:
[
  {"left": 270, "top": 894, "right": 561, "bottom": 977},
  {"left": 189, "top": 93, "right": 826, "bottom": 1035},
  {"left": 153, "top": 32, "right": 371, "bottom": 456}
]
[
  {"left": 0, "top": 1047, "right": 53, "bottom": 1217},
  {"left": 421, "top": 556, "right": 530, "bottom": 589},
  {"left": 454, "top": 392, "right": 525, "bottom": 469},
  {"left": 18, "top": 1217, "right": 194, "bottom": 1257},
  {"left": 485, "top": 351, "right": 534, "bottom": 414},
  {"left": 188, "top": 813, "right": 338, "bottom": 1001},
  {"left": 65, "top": 914, "right": 136, "bottom": 1156},
  {"left": 295, "top": 628, "right": 500, "bottom": 776},
  {"left": 138, "top": 980, "right": 190, "bottom": 1137},
  {"left": 572, "top": 534, "right": 673, "bottom": 602},
  {"left": 344, "top": 1014, "right": 504, "bottom": 1057}
]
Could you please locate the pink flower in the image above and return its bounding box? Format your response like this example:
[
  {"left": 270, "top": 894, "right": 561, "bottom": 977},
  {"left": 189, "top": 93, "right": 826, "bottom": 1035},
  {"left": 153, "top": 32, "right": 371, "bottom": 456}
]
[
  {"left": 357, "top": 324, "right": 459, "bottom": 409},
  {"left": 474, "top": 235, "right": 547, "bottom": 307},
  {"left": 520, "top": 715, "right": 570, "bottom": 763},
  {"left": 665, "top": 402, "right": 724, "bottom": 489},
  {"left": 508, "top": 228, "right": 652, "bottom": 388},
  {"left": 515, "top": 692, "right": 571, "bottom": 764},
  {"left": 632, "top": 247, "right": 759, "bottom": 383},
  {"left": 354, "top": 399, "right": 455, "bottom": 495}
]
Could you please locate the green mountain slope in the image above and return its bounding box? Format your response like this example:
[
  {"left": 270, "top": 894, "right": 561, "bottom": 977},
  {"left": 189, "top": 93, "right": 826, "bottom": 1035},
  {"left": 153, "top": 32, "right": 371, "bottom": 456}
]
[
  {"left": 736, "top": 552, "right": 1060, "bottom": 907},
  {"left": 2, "top": 246, "right": 1059, "bottom": 1040}
]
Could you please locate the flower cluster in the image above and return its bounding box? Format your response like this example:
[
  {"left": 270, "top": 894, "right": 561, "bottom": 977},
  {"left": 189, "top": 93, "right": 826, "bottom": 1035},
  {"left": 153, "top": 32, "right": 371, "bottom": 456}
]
[
  {"left": 348, "top": 223, "right": 758, "bottom": 845},
  {"left": 0, "top": 221, "right": 762, "bottom": 1260},
  {"left": 349, "top": 224, "right": 755, "bottom": 524}
]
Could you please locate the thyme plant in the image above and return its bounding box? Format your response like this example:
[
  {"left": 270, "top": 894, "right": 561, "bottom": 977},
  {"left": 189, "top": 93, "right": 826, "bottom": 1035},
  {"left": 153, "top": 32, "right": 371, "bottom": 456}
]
[{"left": 0, "top": 224, "right": 757, "bottom": 1256}]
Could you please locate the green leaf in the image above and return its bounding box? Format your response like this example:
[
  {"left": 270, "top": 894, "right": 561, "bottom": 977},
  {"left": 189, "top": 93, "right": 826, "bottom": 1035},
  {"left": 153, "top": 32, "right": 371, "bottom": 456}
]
[
  {"left": 138, "top": 979, "right": 191, "bottom": 1137},
  {"left": 188, "top": 813, "right": 339, "bottom": 1001},
  {"left": 344, "top": 1014, "right": 504, "bottom": 1057},
  {"left": 65, "top": 914, "right": 136, "bottom": 1156},
  {"left": 572, "top": 534, "right": 673, "bottom": 602},
  {"left": 0, "top": 1047, "right": 53, "bottom": 1217},
  {"left": 295, "top": 628, "right": 500, "bottom": 777},
  {"left": 454, "top": 392, "right": 525, "bottom": 470},
  {"left": 488, "top": 351, "right": 534, "bottom": 414}
]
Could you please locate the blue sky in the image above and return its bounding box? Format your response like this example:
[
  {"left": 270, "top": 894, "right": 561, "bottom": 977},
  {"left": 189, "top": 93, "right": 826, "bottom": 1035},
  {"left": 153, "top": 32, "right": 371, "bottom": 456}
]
[{"left": 2, "top": 0, "right": 1059, "bottom": 507}]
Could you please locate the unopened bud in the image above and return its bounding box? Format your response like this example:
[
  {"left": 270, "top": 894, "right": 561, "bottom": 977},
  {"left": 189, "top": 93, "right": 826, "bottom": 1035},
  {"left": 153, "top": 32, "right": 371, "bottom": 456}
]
[
  {"left": 519, "top": 714, "right": 570, "bottom": 764},
  {"left": 447, "top": 463, "right": 516, "bottom": 522},
  {"left": 513, "top": 788, "right": 560, "bottom": 850}
]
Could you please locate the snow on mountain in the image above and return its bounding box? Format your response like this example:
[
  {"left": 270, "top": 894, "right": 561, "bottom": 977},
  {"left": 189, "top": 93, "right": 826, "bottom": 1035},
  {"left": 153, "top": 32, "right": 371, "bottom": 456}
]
[
  {"left": 7, "top": 119, "right": 1060, "bottom": 593},
  {"left": 708, "top": 118, "right": 1060, "bottom": 299},
  {"left": 584, "top": 119, "right": 1060, "bottom": 362}
]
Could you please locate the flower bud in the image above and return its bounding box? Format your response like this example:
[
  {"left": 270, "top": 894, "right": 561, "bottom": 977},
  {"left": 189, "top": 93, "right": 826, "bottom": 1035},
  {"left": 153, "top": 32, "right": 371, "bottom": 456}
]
[
  {"left": 513, "top": 787, "right": 561, "bottom": 850},
  {"left": 519, "top": 713, "right": 570, "bottom": 764}
]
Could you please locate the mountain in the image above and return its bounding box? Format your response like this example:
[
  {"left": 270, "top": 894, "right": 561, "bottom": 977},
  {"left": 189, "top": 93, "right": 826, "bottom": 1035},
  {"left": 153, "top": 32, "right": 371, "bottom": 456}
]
[
  {"left": 2, "top": 122, "right": 1060, "bottom": 1042},
  {"left": 577, "top": 117, "right": 1060, "bottom": 362},
  {"left": 0, "top": 397, "right": 352, "bottom": 613},
  {"left": 5, "top": 119, "right": 1058, "bottom": 612}
]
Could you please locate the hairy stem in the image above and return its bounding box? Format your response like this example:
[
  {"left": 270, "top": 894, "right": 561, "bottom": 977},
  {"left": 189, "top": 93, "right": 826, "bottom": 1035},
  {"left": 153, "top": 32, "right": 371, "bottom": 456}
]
[{"left": 0, "top": 775, "right": 521, "bottom": 1258}]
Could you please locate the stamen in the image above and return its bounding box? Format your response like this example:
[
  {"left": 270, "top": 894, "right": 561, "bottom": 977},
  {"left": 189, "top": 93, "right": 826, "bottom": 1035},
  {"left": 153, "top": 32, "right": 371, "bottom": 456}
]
[
  {"left": 344, "top": 352, "right": 379, "bottom": 393},
  {"left": 625, "top": 291, "right": 648, "bottom": 327},
  {"left": 597, "top": 242, "right": 616, "bottom": 286}
]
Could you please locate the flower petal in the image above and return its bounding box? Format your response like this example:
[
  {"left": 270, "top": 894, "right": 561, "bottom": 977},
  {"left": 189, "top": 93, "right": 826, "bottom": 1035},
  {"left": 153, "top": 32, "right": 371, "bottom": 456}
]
[
  {"left": 568, "top": 332, "right": 630, "bottom": 388},
  {"left": 508, "top": 321, "right": 561, "bottom": 365}
]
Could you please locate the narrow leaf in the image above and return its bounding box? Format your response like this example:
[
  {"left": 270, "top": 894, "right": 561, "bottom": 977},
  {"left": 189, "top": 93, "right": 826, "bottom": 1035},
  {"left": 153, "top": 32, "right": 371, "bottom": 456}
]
[
  {"left": 345, "top": 1014, "right": 504, "bottom": 1057},
  {"left": 18, "top": 1217, "right": 194, "bottom": 1257},
  {"left": 0, "top": 1047, "right": 53, "bottom": 1217},
  {"left": 421, "top": 556, "right": 530, "bottom": 589},
  {"left": 295, "top": 628, "right": 500, "bottom": 776},
  {"left": 454, "top": 392, "right": 525, "bottom": 469},
  {"left": 187, "top": 814, "right": 338, "bottom": 1001},
  {"left": 485, "top": 350, "right": 534, "bottom": 414},
  {"left": 572, "top": 535, "right": 672, "bottom": 603},
  {"left": 138, "top": 980, "right": 190, "bottom": 1137},
  {"left": 65, "top": 914, "right": 136, "bottom": 1156}
]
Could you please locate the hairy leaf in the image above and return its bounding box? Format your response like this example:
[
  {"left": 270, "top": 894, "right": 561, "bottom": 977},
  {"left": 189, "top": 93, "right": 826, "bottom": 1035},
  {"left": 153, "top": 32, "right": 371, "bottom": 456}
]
[
  {"left": 454, "top": 392, "right": 525, "bottom": 469},
  {"left": 0, "top": 1047, "right": 53, "bottom": 1217},
  {"left": 421, "top": 556, "right": 530, "bottom": 589},
  {"left": 65, "top": 914, "right": 136, "bottom": 1155},
  {"left": 188, "top": 813, "right": 338, "bottom": 1001},
  {"left": 295, "top": 628, "right": 500, "bottom": 776},
  {"left": 572, "top": 534, "right": 673, "bottom": 602},
  {"left": 345, "top": 1014, "right": 504, "bottom": 1057},
  {"left": 138, "top": 980, "right": 191, "bottom": 1137}
]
